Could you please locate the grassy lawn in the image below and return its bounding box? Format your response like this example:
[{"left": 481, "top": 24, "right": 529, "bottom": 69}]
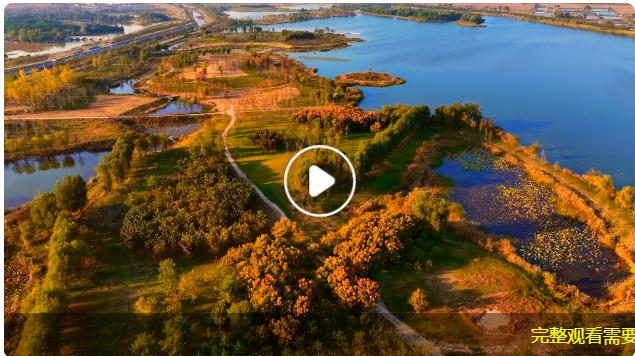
[
  {"left": 372, "top": 230, "right": 562, "bottom": 346},
  {"left": 226, "top": 110, "right": 379, "bottom": 216}
]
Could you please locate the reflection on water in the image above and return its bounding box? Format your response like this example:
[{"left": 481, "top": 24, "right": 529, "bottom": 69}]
[
  {"left": 4, "top": 151, "right": 108, "bottom": 208},
  {"left": 149, "top": 100, "right": 203, "bottom": 115},
  {"left": 436, "top": 151, "right": 628, "bottom": 296},
  {"left": 110, "top": 80, "right": 135, "bottom": 95}
]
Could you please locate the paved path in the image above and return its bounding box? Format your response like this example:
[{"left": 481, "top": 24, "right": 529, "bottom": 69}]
[{"left": 220, "top": 104, "right": 443, "bottom": 354}]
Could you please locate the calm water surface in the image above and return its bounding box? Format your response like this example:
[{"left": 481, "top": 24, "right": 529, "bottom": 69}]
[
  {"left": 149, "top": 100, "right": 203, "bottom": 115},
  {"left": 5, "top": 151, "right": 109, "bottom": 208},
  {"left": 436, "top": 151, "right": 628, "bottom": 296},
  {"left": 269, "top": 14, "right": 635, "bottom": 186},
  {"left": 109, "top": 80, "right": 135, "bottom": 95}
]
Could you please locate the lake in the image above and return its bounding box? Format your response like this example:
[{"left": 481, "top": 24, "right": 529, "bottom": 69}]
[
  {"left": 268, "top": 14, "right": 635, "bottom": 187},
  {"left": 4, "top": 151, "right": 109, "bottom": 208}
]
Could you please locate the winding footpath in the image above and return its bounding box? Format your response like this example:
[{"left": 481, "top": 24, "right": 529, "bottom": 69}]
[{"left": 221, "top": 104, "right": 442, "bottom": 355}]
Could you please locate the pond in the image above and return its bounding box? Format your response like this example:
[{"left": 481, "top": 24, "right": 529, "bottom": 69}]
[
  {"left": 142, "top": 123, "right": 201, "bottom": 137},
  {"left": 148, "top": 100, "right": 204, "bottom": 115},
  {"left": 109, "top": 80, "right": 135, "bottom": 95},
  {"left": 4, "top": 151, "right": 109, "bottom": 208},
  {"left": 267, "top": 14, "right": 635, "bottom": 187},
  {"left": 436, "top": 151, "right": 629, "bottom": 296}
]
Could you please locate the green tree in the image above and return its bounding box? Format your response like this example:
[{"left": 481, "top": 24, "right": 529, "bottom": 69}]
[
  {"left": 158, "top": 259, "right": 178, "bottom": 295},
  {"left": 46, "top": 211, "right": 79, "bottom": 287},
  {"left": 31, "top": 192, "right": 58, "bottom": 230},
  {"left": 410, "top": 190, "right": 448, "bottom": 232},
  {"left": 55, "top": 174, "right": 87, "bottom": 212}
]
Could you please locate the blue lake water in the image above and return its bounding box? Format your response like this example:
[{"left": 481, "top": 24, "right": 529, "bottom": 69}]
[
  {"left": 4, "top": 151, "right": 109, "bottom": 208},
  {"left": 268, "top": 14, "right": 635, "bottom": 187}
]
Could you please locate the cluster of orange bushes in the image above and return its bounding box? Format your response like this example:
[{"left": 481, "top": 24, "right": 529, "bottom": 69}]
[
  {"left": 318, "top": 211, "right": 419, "bottom": 308},
  {"left": 292, "top": 105, "right": 385, "bottom": 134}
]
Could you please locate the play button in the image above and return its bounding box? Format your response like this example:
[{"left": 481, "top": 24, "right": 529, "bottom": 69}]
[
  {"left": 284, "top": 145, "right": 356, "bottom": 218},
  {"left": 309, "top": 165, "right": 335, "bottom": 197}
]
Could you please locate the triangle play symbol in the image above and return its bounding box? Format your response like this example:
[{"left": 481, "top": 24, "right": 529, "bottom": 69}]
[{"left": 309, "top": 165, "right": 335, "bottom": 197}]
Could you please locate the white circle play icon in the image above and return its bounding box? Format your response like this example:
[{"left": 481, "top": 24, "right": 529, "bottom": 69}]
[{"left": 284, "top": 145, "right": 356, "bottom": 218}]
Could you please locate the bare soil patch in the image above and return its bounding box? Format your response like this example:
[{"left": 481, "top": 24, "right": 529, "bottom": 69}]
[
  {"left": 4, "top": 95, "right": 158, "bottom": 120},
  {"left": 180, "top": 55, "right": 247, "bottom": 80}
]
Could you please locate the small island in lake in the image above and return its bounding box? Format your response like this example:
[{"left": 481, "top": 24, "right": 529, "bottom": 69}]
[
  {"left": 335, "top": 71, "right": 406, "bottom": 87},
  {"left": 455, "top": 13, "right": 487, "bottom": 27}
]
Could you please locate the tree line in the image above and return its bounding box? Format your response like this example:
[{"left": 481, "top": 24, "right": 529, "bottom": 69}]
[
  {"left": 5, "top": 14, "right": 124, "bottom": 42},
  {"left": 354, "top": 105, "right": 431, "bottom": 173},
  {"left": 5, "top": 66, "right": 90, "bottom": 112},
  {"left": 15, "top": 174, "right": 89, "bottom": 355}
]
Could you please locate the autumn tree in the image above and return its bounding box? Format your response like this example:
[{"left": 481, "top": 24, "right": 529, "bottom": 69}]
[
  {"left": 318, "top": 211, "right": 419, "bottom": 308},
  {"left": 408, "top": 288, "right": 429, "bottom": 312},
  {"left": 616, "top": 186, "right": 634, "bottom": 210}
]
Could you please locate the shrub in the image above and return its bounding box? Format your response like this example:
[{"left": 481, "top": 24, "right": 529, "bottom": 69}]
[
  {"left": 615, "top": 186, "right": 634, "bottom": 210},
  {"left": 583, "top": 169, "right": 617, "bottom": 199},
  {"left": 130, "top": 332, "right": 158, "bottom": 356},
  {"left": 408, "top": 288, "right": 429, "bottom": 312},
  {"left": 55, "top": 174, "right": 87, "bottom": 212},
  {"left": 249, "top": 129, "right": 284, "bottom": 151},
  {"left": 409, "top": 189, "right": 448, "bottom": 232},
  {"left": 30, "top": 192, "right": 59, "bottom": 230}
]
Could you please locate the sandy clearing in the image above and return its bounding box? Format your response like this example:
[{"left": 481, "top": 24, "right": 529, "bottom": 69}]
[
  {"left": 4, "top": 95, "right": 158, "bottom": 120},
  {"left": 203, "top": 85, "right": 299, "bottom": 113},
  {"left": 181, "top": 55, "right": 247, "bottom": 80}
]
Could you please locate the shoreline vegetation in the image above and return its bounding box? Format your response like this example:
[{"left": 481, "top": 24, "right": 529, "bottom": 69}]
[
  {"left": 489, "top": 12, "right": 635, "bottom": 39},
  {"left": 335, "top": 71, "right": 406, "bottom": 87},
  {"left": 358, "top": 6, "right": 487, "bottom": 27},
  {"left": 360, "top": 4, "right": 634, "bottom": 39}
]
